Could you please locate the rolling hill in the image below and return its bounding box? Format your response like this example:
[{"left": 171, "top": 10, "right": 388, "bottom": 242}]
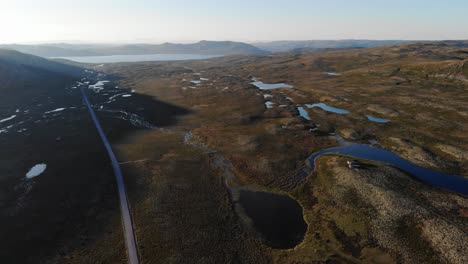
[
  {"left": 252, "top": 39, "right": 408, "bottom": 52},
  {"left": 0, "top": 49, "right": 84, "bottom": 109}
]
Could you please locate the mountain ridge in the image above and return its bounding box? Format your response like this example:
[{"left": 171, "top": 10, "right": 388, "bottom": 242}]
[{"left": 0, "top": 41, "right": 269, "bottom": 57}]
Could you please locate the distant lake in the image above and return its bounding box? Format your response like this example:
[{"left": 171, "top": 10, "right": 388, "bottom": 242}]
[{"left": 53, "top": 54, "right": 223, "bottom": 63}]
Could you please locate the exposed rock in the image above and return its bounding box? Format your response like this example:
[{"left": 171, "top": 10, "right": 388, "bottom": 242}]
[
  {"left": 387, "top": 137, "right": 443, "bottom": 169},
  {"left": 434, "top": 144, "right": 468, "bottom": 161},
  {"left": 339, "top": 128, "right": 359, "bottom": 140},
  {"left": 366, "top": 104, "right": 399, "bottom": 117},
  {"left": 325, "top": 157, "right": 468, "bottom": 263}
]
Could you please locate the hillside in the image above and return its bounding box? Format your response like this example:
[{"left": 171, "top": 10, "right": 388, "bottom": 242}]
[
  {"left": 0, "top": 41, "right": 269, "bottom": 57},
  {"left": 0, "top": 49, "right": 191, "bottom": 263},
  {"left": 253, "top": 39, "right": 408, "bottom": 52},
  {"left": 0, "top": 49, "right": 84, "bottom": 109}
]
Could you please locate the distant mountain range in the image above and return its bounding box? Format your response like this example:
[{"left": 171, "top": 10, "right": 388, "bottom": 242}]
[
  {"left": 6, "top": 40, "right": 466, "bottom": 59},
  {"left": 0, "top": 41, "right": 269, "bottom": 57},
  {"left": 252, "top": 40, "right": 408, "bottom": 52}
]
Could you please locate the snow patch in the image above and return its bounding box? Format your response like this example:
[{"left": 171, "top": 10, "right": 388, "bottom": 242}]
[
  {"left": 44, "top": 108, "right": 66, "bottom": 114},
  {"left": 26, "top": 164, "right": 47, "bottom": 179},
  {"left": 0, "top": 115, "right": 16, "bottom": 123}
]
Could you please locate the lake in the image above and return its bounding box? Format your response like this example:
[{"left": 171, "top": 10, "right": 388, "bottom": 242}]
[{"left": 53, "top": 54, "right": 223, "bottom": 63}]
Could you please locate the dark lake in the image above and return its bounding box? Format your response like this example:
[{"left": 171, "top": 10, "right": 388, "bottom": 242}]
[{"left": 238, "top": 190, "right": 307, "bottom": 249}]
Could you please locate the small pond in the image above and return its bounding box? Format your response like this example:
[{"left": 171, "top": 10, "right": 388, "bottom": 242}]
[
  {"left": 366, "top": 115, "right": 390, "bottom": 123},
  {"left": 297, "top": 106, "right": 311, "bottom": 120},
  {"left": 305, "top": 103, "right": 349, "bottom": 114},
  {"left": 238, "top": 190, "right": 307, "bottom": 249},
  {"left": 251, "top": 81, "right": 293, "bottom": 90}
]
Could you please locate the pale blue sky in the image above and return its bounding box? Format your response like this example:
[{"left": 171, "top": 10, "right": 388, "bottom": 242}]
[{"left": 1, "top": 0, "right": 467, "bottom": 44}]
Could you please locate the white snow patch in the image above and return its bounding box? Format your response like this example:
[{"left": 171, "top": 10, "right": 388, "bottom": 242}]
[
  {"left": 89, "top": 80, "right": 109, "bottom": 93},
  {"left": 122, "top": 94, "right": 132, "bottom": 98},
  {"left": 44, "top": 108, "right": 66, "bottom": 114},
  {"left": 26, "top": 164, "right": 47, "bottom": 179},
  {"left": 0, "top": 115, "right": 16, "bottom": 123},
  {"left": 263, "top": 94, "right": 273, "bottom": 99},
  {"left": 265, "top": 101, "right": 275, "bottom": 109},
  {"left": 324, "top": 72, "right": 341, "bottom": 76}
]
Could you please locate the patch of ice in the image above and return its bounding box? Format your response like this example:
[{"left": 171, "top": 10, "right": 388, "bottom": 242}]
[
  {"left": 191, "top": 80, "right": 201, "bottom": 85},
  {"left": 26, "top": 164, "right": 47, "bottom": 179},
  {"left": 0, "top": 115, "right": 16, "bottom": 123},
  {"left": 200, "top": 78, "right": 209, "bottom": 81},
  {"left": 122, "top": 94, "right": 132, "bottom": 98}
]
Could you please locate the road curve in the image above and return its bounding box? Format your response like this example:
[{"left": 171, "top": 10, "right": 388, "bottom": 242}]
[{"left": 81, "top": 86, "right": 140, "bottom": 264}]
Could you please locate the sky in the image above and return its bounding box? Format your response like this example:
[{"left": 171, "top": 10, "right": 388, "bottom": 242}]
[{"left": 1, "top": 0, "right": 467, "bottom": 44}]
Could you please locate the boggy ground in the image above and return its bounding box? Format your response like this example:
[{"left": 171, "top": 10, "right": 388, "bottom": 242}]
[{"left": 94, "top": 42, "right": 468, "bottom": 263}]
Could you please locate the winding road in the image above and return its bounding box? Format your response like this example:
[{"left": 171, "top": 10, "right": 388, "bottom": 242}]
[{"left": 81, "top": 85, "right": 140, "bottom": 264}]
